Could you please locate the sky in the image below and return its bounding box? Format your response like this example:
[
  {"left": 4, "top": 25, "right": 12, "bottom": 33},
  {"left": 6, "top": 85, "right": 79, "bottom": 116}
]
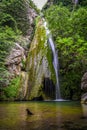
[{"left": 32, "top": 0, "right": 48, "bottom": 10}]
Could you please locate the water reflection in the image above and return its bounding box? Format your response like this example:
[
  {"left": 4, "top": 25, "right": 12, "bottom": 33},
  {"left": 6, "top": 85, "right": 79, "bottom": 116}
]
[
  {"left": 0, "top": 101, "right": 87, "bottom": 130},
  {"left": 51, "top": 102, "right": 63, "bottom": 130}
]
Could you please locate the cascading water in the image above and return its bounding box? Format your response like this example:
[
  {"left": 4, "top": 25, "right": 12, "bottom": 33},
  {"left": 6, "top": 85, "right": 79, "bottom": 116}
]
[
  {"left": 43, "top": 19, "right": 61, "bottom": 100},
  {"left": 48, "top": 37, "right": 61, "bottom": 99}
]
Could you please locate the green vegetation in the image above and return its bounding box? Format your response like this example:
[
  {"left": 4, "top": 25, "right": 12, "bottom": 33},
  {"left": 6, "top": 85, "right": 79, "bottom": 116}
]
[
  {"left": 44, "top": 4, "right": 87, "bottom": 100},
  {"left": 0, "top": 0, "right": 87, "bottom": 100},
  {"left": 43, "top": 0, "right": 87, "bottom": 10},
  {"left": 0, "top": 16, "right": 19, "bottom": 91},
  {"left": 0, "top": 76, "right": 21, "bottom": 100},
  {"left": 0, "top": 0, "right": 37, "bottom": 34},
  {"left": 0, "top": 0, "right": 37, "bottom": 100}
]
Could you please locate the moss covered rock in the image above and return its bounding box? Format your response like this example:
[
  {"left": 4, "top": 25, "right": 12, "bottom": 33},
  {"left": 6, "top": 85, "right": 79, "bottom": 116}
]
[{"left": 26, "top": 17, "right": 56, "bottom": 100}]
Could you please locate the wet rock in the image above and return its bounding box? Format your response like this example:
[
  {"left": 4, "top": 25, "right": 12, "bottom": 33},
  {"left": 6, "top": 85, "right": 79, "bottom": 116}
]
[
  {"left": 81, "top": 72, "right": 87, "bottom": 91},
  {"left": 17, "top": 71, "right": 28, "bottom": 100},
  {"left": 81, "top": 72, "right": 87, "bottom": 104},
  {"left": 26, "top": 18, "right": 55, "bottom": 100},
  {"left": 81, "top": 93, "right": 87, "bottom": 104},
  {"left": 28, "top": 7, "right": 37, "bottom": 25}
]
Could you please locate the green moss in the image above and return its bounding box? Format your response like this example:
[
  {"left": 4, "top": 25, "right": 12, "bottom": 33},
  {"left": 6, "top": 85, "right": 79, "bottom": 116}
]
[
  {"left": 46, "top": 45, "right": 56, "bottom": 83},
  {"left": 2, "top": 76, "right": 21, "bottom": 100},
  {"left": 36, "top": 18, "right": 56, "bottom": 83},
  {"left": 34, "top": 17, "right": 47, "bottom": 55},
  {"left": 21, "top": 58, "right": 26, "bottom": 71}
]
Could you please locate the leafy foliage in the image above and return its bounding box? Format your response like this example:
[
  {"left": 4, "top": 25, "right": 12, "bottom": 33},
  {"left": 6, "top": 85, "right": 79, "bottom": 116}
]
[
  {"left": 44, "top": 5, "right": 70, "bottom": 39},
  {"left": 0, "top": 76, "right": 21, "bottom": 100},
  {"left": 56, "top": 37, "right": 87, "bottom": 99},
  {"left": 0, "top": 23, "right": 19, "bottom": 89},
  {"left": 79, "top": 0, "right": 87, "bottom": 7},
  {"left": 43, "top": 0, "right": 87, "bottom": 10},
  {"left": 0, "top": 0, "right": 29, "bottom": 34},
  {"left": 71, "top": 8, "right": 87, "bottom": 40}
]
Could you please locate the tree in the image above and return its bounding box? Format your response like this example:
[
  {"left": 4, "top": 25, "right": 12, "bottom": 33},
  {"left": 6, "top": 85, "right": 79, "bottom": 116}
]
[{"left": 45, "top": 5, "right": 70, "bottom": 39}]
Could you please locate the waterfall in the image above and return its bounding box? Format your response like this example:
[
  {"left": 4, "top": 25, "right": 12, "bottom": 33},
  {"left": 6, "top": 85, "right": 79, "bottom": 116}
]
[
  {"left": 48, "top": 37, "right": 61, "bottom": 99},
  {"left": 43, "top": 19, "right": 61, "bottom": 100}
]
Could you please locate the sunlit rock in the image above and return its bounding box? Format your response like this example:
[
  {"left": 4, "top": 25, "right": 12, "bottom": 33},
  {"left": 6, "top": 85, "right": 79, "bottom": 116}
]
[
  {"left": 5, "top": 43, "right": 26, "bottom": 77},
  {"left": 17, "top": 71, "right": 29, "bottom": 100}
]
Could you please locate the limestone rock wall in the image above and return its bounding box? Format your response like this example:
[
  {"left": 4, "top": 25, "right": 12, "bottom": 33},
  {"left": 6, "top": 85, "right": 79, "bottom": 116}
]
[
  {"left": 25, "top": 18, "right": 55, "bottom": 100},
  {"left": 5, "top": 43, "right": 26, "bottom": 77}
]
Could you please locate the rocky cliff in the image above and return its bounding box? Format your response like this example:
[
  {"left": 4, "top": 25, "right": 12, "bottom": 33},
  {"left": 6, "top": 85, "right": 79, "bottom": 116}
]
[
  {"left": 4, "top": 16, "right": 56, "bottom": 101},
  {"left": 5, "top": 4, "right": 37, "bottom": 80},
  {"left": 0, "top": 0, "right": 56, "bottom": 101},
  {"left": 18, "top": 18, "right": 56, "bottom": 100},
  {"left": 0, "top": 1, "right": 38, "bottom": 101}
]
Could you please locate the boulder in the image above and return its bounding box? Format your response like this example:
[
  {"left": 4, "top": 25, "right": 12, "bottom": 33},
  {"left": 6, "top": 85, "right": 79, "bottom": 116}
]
[
  {"left": 81, "top": 93, "right": 87, "bottom": 104},
  {"left": 81, "top": 72, "right": 87, "bottom": 104},
  {"left": 81, "top": 72, "right": 87, "bottom": 91}
]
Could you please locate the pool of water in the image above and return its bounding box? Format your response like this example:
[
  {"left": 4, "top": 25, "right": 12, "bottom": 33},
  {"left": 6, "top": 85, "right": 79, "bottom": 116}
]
[{"left": 0, "top": 101, "right": 87, "bottom": 130}]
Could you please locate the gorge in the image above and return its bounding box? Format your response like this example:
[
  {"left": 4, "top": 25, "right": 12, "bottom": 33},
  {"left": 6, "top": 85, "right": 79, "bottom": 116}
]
[
  {"left": 0, "top": 0, "right": 87, "bottom": 130},
  {"left": 0, "top": 0, "right": 87, "bottom": 102}
]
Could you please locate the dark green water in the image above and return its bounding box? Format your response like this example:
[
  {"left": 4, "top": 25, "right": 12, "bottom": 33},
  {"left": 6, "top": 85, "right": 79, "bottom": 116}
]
[{"left": 0, "top": 101, "right": 87, "bottom": 130}]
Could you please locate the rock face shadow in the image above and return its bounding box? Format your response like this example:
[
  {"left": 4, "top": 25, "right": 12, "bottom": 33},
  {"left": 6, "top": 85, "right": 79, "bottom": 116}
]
[{"left": 43, "top": 77, "right": 55, "bottom": 99}]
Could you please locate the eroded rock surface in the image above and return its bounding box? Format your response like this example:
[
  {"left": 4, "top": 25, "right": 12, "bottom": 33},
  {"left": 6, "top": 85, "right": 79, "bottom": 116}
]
[{"left": 5, "top": 43, "right": 26, "bottom": 77}]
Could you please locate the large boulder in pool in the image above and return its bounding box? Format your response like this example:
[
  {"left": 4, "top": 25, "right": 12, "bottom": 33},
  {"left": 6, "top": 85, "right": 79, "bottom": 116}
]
[
  {"left": 81, "top": 72, "right": 87, "bottom": 91},
  {"left": 81, "top": 72, "right": 87, "bottom": 104}
]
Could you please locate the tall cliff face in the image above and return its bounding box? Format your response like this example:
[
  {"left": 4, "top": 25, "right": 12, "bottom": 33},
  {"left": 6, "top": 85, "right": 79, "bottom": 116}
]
[
  {"left": 18, "top": 18, "right": 56, "bottom": 100},
  {"left": 5, "top": 4, "right": 37, "bottom": 79}
]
